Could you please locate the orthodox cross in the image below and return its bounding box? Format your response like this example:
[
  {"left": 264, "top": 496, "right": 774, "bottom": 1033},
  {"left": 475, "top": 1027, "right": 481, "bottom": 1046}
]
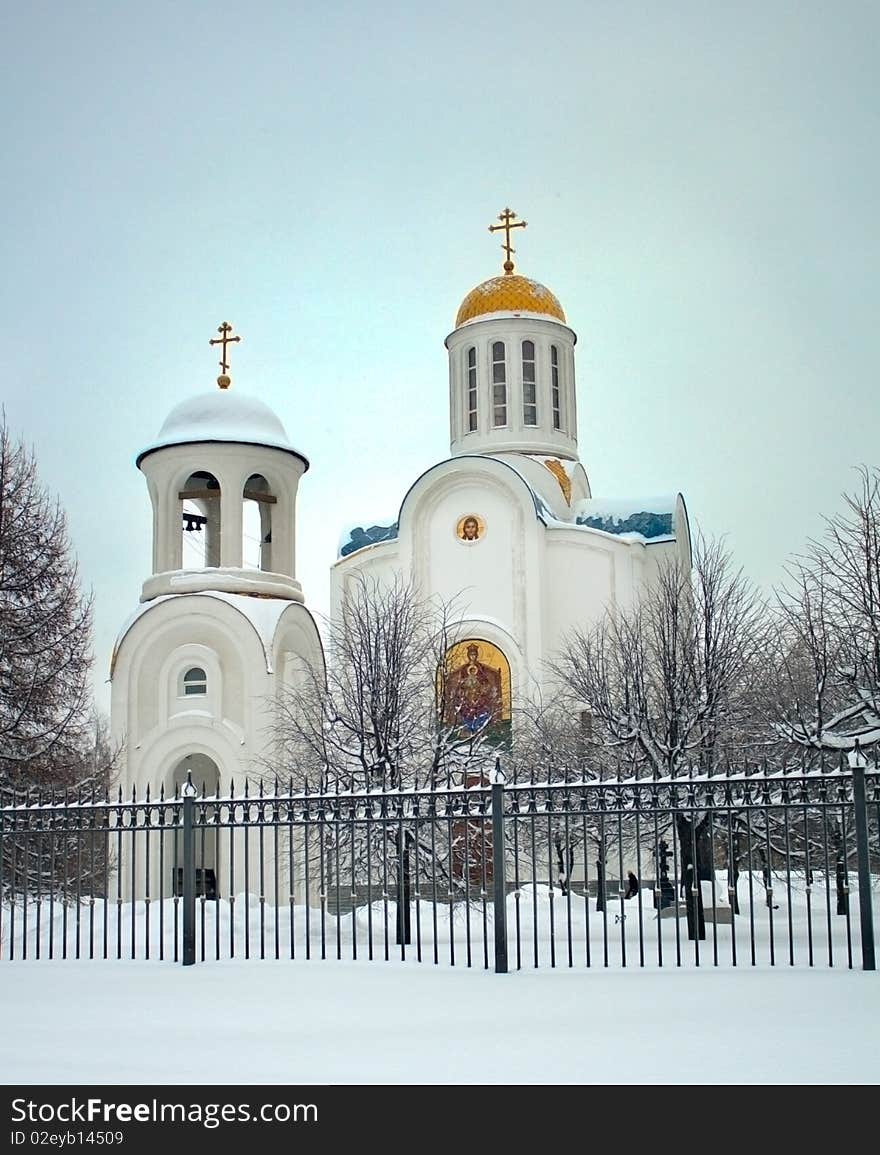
[
  {"left": 488, "top": 207, "right": 527, "bottom": 274},
  {"left": 209, "top": 321, "right": 241, "bottom": 388}
]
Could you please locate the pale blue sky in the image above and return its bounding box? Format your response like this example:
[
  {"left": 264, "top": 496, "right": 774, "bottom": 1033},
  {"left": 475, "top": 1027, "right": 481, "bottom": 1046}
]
[{"left": 2, "top": 1, "right": 878, "bottom": 712}]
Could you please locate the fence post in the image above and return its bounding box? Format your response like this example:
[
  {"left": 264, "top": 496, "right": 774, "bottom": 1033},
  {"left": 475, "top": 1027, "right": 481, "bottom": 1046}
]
[
  {"left": 395, "top": 826, "right": 412, "bottom": 947},
  {"left": 849, "top": 744, "right": 876, "bottom": 971},
  {"left": 491, "top": 759, "right": 508, "bottom": 974},
  {"left": 596, "top": 853, "right": 607, "bottom": 914},
  {"left": 182, "top": 773, "right": 197, "bottom": 967}
]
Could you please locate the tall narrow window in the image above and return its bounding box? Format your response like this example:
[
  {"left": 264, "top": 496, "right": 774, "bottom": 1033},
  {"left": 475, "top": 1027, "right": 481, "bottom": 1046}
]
[
  {"left": 243, "top": 473, "right": 275, "bottom": 572},
  {"left": 522, "top": 340, "right": 537, "bottom": 426},
  {"left": 466, "top": 347, "right": 478, "bottom": 432},
  {"left": 180, "top": 471, "right": 221, "bottom": 569},
  {"left": 492, "top": 341, "right": 507, "bottom": 427},
  {"left": 551, "top": 346, "right": 562, "bottom": 431}
]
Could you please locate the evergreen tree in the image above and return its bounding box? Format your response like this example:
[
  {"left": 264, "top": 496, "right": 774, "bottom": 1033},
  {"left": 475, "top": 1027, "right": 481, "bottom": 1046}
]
[{"left": 0, "top": 414, "right": 94, "bottom": 794}]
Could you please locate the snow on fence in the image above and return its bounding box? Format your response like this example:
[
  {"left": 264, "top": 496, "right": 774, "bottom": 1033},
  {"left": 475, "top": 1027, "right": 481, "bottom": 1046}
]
[{"left": 1, "top": 764, "right": 878, "bottom": 971}]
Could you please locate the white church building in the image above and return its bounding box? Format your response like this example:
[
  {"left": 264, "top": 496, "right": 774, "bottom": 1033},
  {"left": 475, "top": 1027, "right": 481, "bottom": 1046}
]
[
  {"left": 333, "top": 210, "right": 690, "bottom": 730},
  {"left": 110, "top": 211, "right": 690, "bottom": 805}
]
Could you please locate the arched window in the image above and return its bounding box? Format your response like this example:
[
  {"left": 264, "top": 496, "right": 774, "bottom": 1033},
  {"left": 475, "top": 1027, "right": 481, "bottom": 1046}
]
[
  {"left": 438, "top": 639, "right": 512, "bottom": 748},
  {"left": 466, "top": 347, "right": 478, "bottom": 432},
  {"left": 181, "top": 667, "right": 208, "bottom": 696},
  {"left": 492, "top": 342, "right": 507, "bottom": 427},
  {"left": 243, "top": 474, "right": 275, "bottom": 572},
  {"left": 171, "top": 754, "right": 220, "bottom": 898},
  {"left": 522, "top": 340, "right": 537, "bottom": 426},
  {"left": 551, "top": 345, "right": 562, "bottom": 431},
  {"left": 179, "top": 471, "right": 221, "bottom": 568}
]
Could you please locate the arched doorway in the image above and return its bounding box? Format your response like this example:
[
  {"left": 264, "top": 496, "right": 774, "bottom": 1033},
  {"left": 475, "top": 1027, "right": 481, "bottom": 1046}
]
[{"left": 170, "top": 753, "right": 220, "bottom": 899}]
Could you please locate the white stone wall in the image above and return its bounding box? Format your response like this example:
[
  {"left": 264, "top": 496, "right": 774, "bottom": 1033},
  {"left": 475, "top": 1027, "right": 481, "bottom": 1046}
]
[
  {"left": 111, "top": 594, "right": 322, "bottom": 795},
  {"left": 332, "top": 455, "right": 689, "bottom": 707},
  {"left": 110, "top": 592, "right": 323, "bottom": 901}
]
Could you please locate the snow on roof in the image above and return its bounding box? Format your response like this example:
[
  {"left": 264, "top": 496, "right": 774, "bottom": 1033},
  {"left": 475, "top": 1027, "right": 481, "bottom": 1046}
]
[
  {"left": 574, "top": 495, "right": 677, "bottom": 519},
  {"left": 531, "top": 492, "right": 556, "bottom": 524},
  {"left": 111, "top": 591, "right": 299, "bottom": 674},
  {"left": 511, "top": 473, "right": 678, "bottom": 543},
  {"left": 136, "top": 389, "right": 306, "bottom": 465},
  {"left": 202, "top": 592, "right": 294, "bottom": 672},
  {"left": 338, "top": 519, "right": 399, "bottom": 558},
  {"left": 335, "top": 459, "right": 680, "bottom": 559},
  {"left": 571, "top": 495, "right": 678, "bottom": 542}
]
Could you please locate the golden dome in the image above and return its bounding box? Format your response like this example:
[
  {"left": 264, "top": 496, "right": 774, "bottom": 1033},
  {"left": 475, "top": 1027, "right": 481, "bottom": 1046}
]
[{"left": 455, "top": 274, "right": 566, "bottom": 327}]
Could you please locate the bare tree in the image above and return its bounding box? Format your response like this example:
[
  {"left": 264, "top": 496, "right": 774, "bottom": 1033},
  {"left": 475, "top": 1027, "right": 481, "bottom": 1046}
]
[
  {"left": 555, "top": 538, "right": 765, "bottom": 775},
  {"left": 774, "top": 466, "right": 880, "bottom": 754},
  {"left": 551, "top": 536, "right": 767, "bottom": 937},
  {"left": 269, "top": 575, "right": 500, "bottom": 912},
  {"left": 504, "top": 698, "right": 628, "bottom": 898},
  {"left": 272, "top": 574, "right": 496, "bottom": 791}
]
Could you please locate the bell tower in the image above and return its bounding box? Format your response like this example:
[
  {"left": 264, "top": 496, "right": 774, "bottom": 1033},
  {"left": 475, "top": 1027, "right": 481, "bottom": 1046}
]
[
  {"left": 135, "top": 322, "right": 309, "bottom": 602},
  {"left": 110, "top": 324, "right": 323, "bottom": 849},
  {"left": 446, "top": 208, "right": 579, "bottom": 461}
]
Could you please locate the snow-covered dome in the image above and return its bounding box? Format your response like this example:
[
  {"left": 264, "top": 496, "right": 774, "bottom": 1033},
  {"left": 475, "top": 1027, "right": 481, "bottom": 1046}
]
[{"left": 136, "top": 389, "right": 304, "bottom": 466}]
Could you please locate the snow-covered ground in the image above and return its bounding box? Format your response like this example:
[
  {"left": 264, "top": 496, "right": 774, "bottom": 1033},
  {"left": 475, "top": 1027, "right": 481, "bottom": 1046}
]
[
  {"left": 1, "top": 960, "right": 878, "bottom": 1086},
  {"left": 2, "top": 881, "right": 878, "bottom": 1086}
]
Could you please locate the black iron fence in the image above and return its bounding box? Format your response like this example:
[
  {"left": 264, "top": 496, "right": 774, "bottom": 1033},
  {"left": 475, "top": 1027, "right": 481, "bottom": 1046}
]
[{"left": 1, "top": 759, "right": 878, "bottom": 971}]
